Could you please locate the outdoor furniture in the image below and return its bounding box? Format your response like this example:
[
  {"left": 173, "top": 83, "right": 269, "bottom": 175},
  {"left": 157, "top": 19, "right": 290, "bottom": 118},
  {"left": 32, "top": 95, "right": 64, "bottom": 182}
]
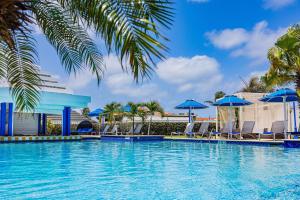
[
  {"left": 259, "top": 121, "right": 285, "bottom": 141},
  {"left": 106, "top": 124, "right": 119, "bottom": 135},
  {"left": 100, "top": 124, "right": 110, "bottom": 135},
  {"left": 124, "top": 124, "right": 136, "bottom": 135},
  {"left": 195, "top": 122, "right": 210, "bottom": 137},
  {"left": 171, "top": 123, "right": 194, "bottom": 137},
  {"left": 133, "top": 124, "right": 143, "bottom": 135},
  {"left": 73, "top": 120, "right": 94, "bottom": 135},
  {"left": 230, "top": 121, "right": 255, "bottom": 139},
  {"left": 210, "top": 122, "right": 236, "bottom": 139}
]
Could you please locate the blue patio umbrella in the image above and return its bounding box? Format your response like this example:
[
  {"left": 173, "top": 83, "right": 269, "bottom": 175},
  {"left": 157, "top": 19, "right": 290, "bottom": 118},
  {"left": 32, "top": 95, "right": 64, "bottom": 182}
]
[
  {"left": 213, "top": 95, "right": 252, "bottom": 134},
  {"left": 175, "top": 99, "right": 208, "bottom": 123},
  {"left": 88, "top": 108, "right": 104, "bottom": 117},
  {"left": 260, "top": 88, "right": 299, "bottom": 137},
  {"left": 122, "top": 105, "right": 131, "bottom": 112}
]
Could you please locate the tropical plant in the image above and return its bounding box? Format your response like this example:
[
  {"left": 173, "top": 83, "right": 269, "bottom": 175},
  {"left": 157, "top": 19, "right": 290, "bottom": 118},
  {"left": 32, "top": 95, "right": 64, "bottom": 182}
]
[
  {"left": 240, "top": 76, "right": 273, "bottom": 93},
  {"left": 264, "top": 25, "right": 300, "bottom": 94},
  {"left": 0, "top": 0, "right": 173, "bottom": 111},
  {"left": 81, "top": 107, "right": 90, "bottom": 118},
  {"left": 144, "top": 101, "right": 164, "bottom": 135},
  {"left": 214, "top": 91, "right": 226, "bottom": 100},
  {"left": 125, "top": 102, "right": 140, "bottom": 134},
  {"left": 205, "top": 91, "right": 226, "bottom": 105},
  {"left": 103, "top": 102, "right": 121, "bottom": 125}
]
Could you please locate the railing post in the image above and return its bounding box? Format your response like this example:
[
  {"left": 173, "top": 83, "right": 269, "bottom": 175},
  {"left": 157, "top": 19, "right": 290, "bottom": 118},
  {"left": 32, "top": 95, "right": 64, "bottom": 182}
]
[
  {"left": 0, "top": 103, "right": 6, "bottom": 136},
  {"left": 7, "top": 103, "right": 13, "bottom": 136}
]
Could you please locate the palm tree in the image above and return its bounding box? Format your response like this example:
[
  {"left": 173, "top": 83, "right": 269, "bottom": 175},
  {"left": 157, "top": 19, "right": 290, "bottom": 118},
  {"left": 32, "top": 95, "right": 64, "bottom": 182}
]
[
  {"left": 205, "top": 91, "right": 226, "bottom": 105},
  {"left": 103, "top": 102, "right": 121, "bottom": 125},
  {"left": 240, "top": 76, "right": 273, "bottom": 93},
  {"left": 0, "top": 0, "right": 173, "bottom": 111},
  {"left": 81, "top": 107, "right": 90, "bottom": 118},
  {"left": 145, "top": 101, "right": 164, "bottom": 135},
  {"left": 126, "top": 102, "right": 139, "bottom": 134},
  {"left": 264, "top": 25, "right": 300, "bottom": 93}
]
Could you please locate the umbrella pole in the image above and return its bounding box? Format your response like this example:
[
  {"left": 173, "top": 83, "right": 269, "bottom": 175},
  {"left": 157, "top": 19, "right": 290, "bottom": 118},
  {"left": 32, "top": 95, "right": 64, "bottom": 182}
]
[
  {"left": 228, "top": 104, "right": 233, "bottom": 139},
  {"left": 293, "top": 101, "right": 297, "bottom": 132},
  {"left": 283, "top": 97, "right": 287, "bottom": 139},
  {"left": 188, "top": 107, "right": 191, "bottom": 123}
]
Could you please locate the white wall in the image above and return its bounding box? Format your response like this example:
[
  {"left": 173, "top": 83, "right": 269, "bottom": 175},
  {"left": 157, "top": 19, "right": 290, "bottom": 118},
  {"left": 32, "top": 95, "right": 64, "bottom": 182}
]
[{"left": 13, "top": 113, "right": 38, "bottom": 135}]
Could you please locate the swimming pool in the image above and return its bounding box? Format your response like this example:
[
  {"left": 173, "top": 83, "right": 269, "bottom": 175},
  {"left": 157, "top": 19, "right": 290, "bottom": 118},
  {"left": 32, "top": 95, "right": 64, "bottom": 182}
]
[{"left": 0, "top": 141, "right": 300, "bottom": 200}]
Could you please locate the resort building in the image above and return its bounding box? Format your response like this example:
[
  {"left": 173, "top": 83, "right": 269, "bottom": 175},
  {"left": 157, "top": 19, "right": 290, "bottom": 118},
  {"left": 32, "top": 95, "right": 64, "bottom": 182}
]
[{"left": 0, "top": 72, "right": 91, "bottom": 136}]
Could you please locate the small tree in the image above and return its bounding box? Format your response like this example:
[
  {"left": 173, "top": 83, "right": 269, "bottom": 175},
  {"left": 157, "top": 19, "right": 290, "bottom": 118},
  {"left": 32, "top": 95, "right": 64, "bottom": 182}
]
[
  {"left": 103, "top": 102, "right": 122, "bottom": 125},
  {"left": 82, "top": 107, "right": 90, "bottom": 118},
  {"left": 145, "top": 101, "right": 164, "bottom": 135}
]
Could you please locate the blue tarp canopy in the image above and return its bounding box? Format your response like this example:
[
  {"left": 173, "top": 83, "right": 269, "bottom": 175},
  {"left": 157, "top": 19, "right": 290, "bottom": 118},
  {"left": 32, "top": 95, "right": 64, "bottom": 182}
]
[
  {"left": 88, "top": 108, "right": 104, "bottom": 117},
  {"left": 213, "top": 95, "right": 252, "bottom": 107},
  {"left": 259, "top": 88, "right": 298, "bottom": 102}
]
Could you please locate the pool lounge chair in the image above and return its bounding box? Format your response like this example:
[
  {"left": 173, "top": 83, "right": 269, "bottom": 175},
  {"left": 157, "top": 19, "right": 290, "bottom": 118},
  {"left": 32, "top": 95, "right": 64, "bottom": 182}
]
[
  {"left": 230, "top": 121, "right": 256, "bottom": 139},
  {"left": 195, "top": 122, "right": 210, "bottom": 137},
  {"left": 124, "top": 124, "right": 136, "bottom": 135},
  {"left": 133, "top": 124, "right": 143, "bottom": 135},
  {"left": 74, "top": 128, "right": 93, "bottom": 135},
  {"left": 259, "top": 121, "right": 285, "bottom": 141},
  {"left": 106, "top": 124, "right": 119, "bottom": 135},
  {"left": 171, "top": 123, "right": 194, "bottom": 137},
  {"left": 100, "top": 124, "right": 110, "bottom": 135},
  {"left": 210, "top": 122, "right": 235, "bottom": 139}
]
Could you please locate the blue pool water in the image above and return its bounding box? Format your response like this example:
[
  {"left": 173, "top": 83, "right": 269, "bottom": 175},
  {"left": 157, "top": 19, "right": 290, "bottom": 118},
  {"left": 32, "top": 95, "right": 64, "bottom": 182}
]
[{"left": 0, "top": 141, "right": 300, "bottom": 200}]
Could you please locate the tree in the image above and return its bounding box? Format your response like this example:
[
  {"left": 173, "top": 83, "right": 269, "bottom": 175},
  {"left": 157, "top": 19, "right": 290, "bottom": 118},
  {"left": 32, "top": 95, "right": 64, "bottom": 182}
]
[
  {"left": 103, "top": 102, "right": 121, "bottom": 125},
  {"left": 264, "top": 25, "right": 300, "bottom": 94},
  {"left": 82, "top": 107, "right": 90, "bottom": 118},
  {"left": 240, "top": 76, "right": 273, "bottom": 93},
  {"left": 0, "top": 0, "right": 173, "bottom": 111},
  {"left": 145, "top": 101, "right": 164, "bottom": 135},
  {"left": 126, "top": 102, "right": 139, "bottom": 134},
  {"left": 214, "top": 91, "right": 226, "bottom": 101},
  {"left": 205, "top": 91, "right": 226, "bottom": 105}
]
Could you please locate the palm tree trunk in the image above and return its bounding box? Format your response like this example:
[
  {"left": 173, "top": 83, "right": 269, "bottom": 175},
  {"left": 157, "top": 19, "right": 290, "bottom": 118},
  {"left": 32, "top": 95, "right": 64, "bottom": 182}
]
[
  {"left": 132, "top": 116, "right": 135, "bottom": 135},
  {"left": 295, "top": 72, "right": 300, "bottom": 131},
  {"left": 147, "top": 116, "right": 152, "bottom": 135}
]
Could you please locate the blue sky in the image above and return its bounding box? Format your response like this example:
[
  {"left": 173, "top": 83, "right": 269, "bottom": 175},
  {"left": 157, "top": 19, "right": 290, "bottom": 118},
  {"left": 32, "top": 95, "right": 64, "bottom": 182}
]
[{"left": 33, "top": 0, "right": 300, "bottom": 117}]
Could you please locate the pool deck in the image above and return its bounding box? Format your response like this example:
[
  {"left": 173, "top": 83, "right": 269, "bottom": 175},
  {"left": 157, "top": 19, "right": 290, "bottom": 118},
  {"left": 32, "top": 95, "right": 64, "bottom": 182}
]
[
  {"left": 1, "top": 135, "right": 299, "bottom": 148},
  {"left": 165, "top": 137, "right": 284, "bottom": 146},
  {"left": 0, "top": 135, "right": 81, "bottom": 143},
  {"left": 101, "top": 135, "right": 164, "bottom": 142}
]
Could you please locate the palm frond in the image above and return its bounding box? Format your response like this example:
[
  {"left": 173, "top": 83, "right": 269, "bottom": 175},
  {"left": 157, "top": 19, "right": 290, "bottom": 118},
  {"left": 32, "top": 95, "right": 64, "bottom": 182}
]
[
  {"left": 32, "top": 1, "right": 104, "bottom": 83},
  {"left": 2, "top": 32, "right": 41, "bottom": 111},
  {"left": 57, "top": 0, "right": 173, "bottom": 81}
]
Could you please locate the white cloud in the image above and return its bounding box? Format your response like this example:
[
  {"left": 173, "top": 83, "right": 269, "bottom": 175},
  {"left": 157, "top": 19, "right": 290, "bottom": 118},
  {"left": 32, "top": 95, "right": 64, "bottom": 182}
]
[
  {"left": 66, "top": 70, "right": 96, "bottom": 90},
  {"left": 156, "top": 55, "right": 223, "bottom": 92},
  {"left": 206, "top": 28, "right": 248, "bottom": 49},
  {"left": 263, "top": 0, "right": 295, "bottom": 10},
  {"left": 206, "top": 21, "right": 286, "bottom": 65},
  {"left": 104, "top": 55, "right": 167, "bottom": 99}
]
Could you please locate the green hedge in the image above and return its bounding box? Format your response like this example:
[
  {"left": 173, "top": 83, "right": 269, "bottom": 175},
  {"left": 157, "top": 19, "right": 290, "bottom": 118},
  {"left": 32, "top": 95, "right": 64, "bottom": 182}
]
[{"left": 46, "top": 122, "right": 215, "bottom": 135}]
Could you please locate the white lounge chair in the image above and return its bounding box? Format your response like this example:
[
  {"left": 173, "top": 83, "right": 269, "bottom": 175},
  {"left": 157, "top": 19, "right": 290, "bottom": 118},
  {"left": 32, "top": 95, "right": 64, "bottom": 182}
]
[
  {"left": 171, "top": 123, "right": 194, "bottom": 137},
  {"left": 195, "top": 122, "right": 210, "bottom": 137},
  {"left": 133, "top": 124, "right": 143, "bottom": 135},
  {"left": 106, "top": 124, "right": 119, "bottom": 135},
  {"left": 100, "top": 124, "right": 110, "bottom": 135}
]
